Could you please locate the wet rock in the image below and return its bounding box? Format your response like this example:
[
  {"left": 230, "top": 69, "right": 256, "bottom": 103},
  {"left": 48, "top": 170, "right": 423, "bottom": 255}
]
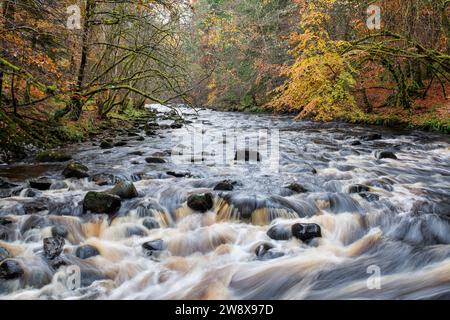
[
  {"left": 20, "top": 215, "right": 51, "bottom": 234},
  {"left": 83, "top": 191, "right": 122, "bottom": 214},
  {"left": 0, "top": 247, "right": 10, "bottom": 261},
  {"left": 22, "top": 198, "right": 50, "bottom": 214},
  {"left": 0, "top": 178, "right": 18, "bottom": 189},
  {"left": 29, "top": 177, "right": 53, "bottom": 191},
  {"left": 136, "top": 136, "right": 145, "bottom": 141},
  {"left": 62, "top": 162, "right": 89, "bottom": 179},
  {"left": 350, "top": 140, "right": 362, "bottom": 146},
  {"left": 291, "top": 223, "right": 322, "bottom": 242},
  {"left": 128, "top": 132, "right": 140, "bottom": 137},
  {"left": 285, "top": 183, "right": 308, "bottom": 194},
  {"left": 114, "top": 141, "right": 127, "bottom": 147},
  {"left": 36, "top": 150, "right": 72, "bottom": 162},
  {"left": 359, "top": 193, "right": 380, "bottom": 202},
  {"left": 234, "top": 149, "right": 261, "bottom": 162},
  {"left": 43, "top": 236, "right": 65, "bottom": 260},
  {"left": 51, "top": 225, "right": 68, "bottom": 239},
  {"left": 0, "top": 259, "right": 24, "bottom": 280},
  {"left": 21, "top": 188, "right": 40, "bottom": 197},
  {"left": 145, "top": 157, "right": 166, "bottom": 164},
  {"left": 187, "top": 193, "right": 214, "bottom": 212},
  {"left": 76, "top": 245, "right": 100, "bottom": 259},
  {"left": 0, "top": 217, "right": 14, "bottom": 226},
  {"left": 142, "top": 239, "right": 164, "bottom": 256},
  {"left": 376, "top": 150, "right": 398, "bottom": 160},
  {"left": 50, "top": 181, "right": 68, "bottom": 190},
  {"left": 91, "top": 173, "right": 118, "bottom": 186},
  {"left": 126, "top": 226, "right": 147, "bottom": 237},
  {"left": 267, "top": 224, "right": 292, "bottom": 241},
  {"left": 100, "top": 140, "right": 113, "bottom": 149},
  {"left": 348, "top": 184, "right": 370, "bottom": 194},
  {"left": 167, "top": 171, "right": 191, "bottom": 178},
  {"left": 361, "top": 133, "right": 382, "bottom": 141},
  {"left": 128, "top": 151, "right": 144, "bottom": 156},
  {"left": 255, "top": 243, "right": 285, "bottom": 260},
  {"left": 214, "top": 180, "right": 234, "bottom": 191},
  {"left": 142, "top": 218, "right": 160, "bottom": 230},
  {"left": 145, "top": 130, "right": 157, "bottom": 136},
  {"left": 108, "top": 181, "right": 138, "bottom": 199}
]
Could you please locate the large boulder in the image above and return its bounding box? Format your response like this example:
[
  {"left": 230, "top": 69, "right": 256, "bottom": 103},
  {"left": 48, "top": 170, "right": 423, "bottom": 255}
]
[
  {"left": 267, "top": 224, "right": 292, "bottom": 241},
  {"left": 76, "top": 245, "right": 100, "bottom": 259},
  {"left": 62, "top": 162, "right": 89, "bottom": 179},
  {"left": 83, "top": 191, "right": 122, "bottom": 214},
  {"left": 107, "top": 181, "right": 138, "bottom": 199},
  {"left": 43, "top": 236, "right": 65, "bottom": 260},
  {"left": 291, "top": 223, "right": 322, "bottom": 243},
  {"left": 0, "top": 259, "right": 24, "bottom": 280},
  {"left": 376, "top": 150, "right": 398, "bottom": 160},
  {"left": 187, "top": 193, "right": 214, "bottom": 212},
  {"left": 29, "top": 177, "right": 53, "bottom": 191},
  {"left": 36, "top": 150, "right": 72, "bottom": 162}
]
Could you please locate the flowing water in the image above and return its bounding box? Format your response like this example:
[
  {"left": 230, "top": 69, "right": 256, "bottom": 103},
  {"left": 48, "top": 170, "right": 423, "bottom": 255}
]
[{"left": 0, "top": 105, "right": 450, "bottom": 300}]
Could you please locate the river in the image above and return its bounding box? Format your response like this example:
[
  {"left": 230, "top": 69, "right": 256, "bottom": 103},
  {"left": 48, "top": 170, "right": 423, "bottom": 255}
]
[{"left": 0, "top": 105, "right": 449, "bottom": 299}]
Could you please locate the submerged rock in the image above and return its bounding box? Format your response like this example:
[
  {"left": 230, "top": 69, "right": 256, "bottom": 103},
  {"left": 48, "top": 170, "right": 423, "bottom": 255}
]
[
  {"left": 285, "top": 183, "right": 308, "bottom": 194},
  {"left": 114, "top": 141, "right": 127, "bottom": 147},
  {"left": 187, "top": 193, "right": 214, "bottom": 212},
  {"left": 43, "top": 236, "right": 65, "bottom": 260},
  {"left": 267, "top": 224, "right": 292, "bottom": 241},
  {"left": 359, "top": 193, "right": 380, "bottom": 202},
  {"left": 348, "top": 184, "right": 370, "bottom": 194},
  {"left": 145, "top": 157, "right": 166, "bottom": 164},
  {"left": 36, "top": 150, "right": 72, "bottom": 162},
  {"left": 29, "top": 178, "right": 52, "bottom": 191},
  {"left": 126, "top": 226, "right": 147, "bottom": 237},
  {"left": 142, "top": 239, "right": 164, "bottom": 256},
  {"left": 20, "top": 215, "right": 51, "bottom": 234},
  {"left": 167, "top": 171, "right": 191, "bottom": 178},
  {"left": 76, "top": 245, "right": 100, "bottom": 259},
  {"left": 100, "top": 140, "right": 113, "bottom": 149},
  {"left": 142, "top": 218, "right": 160, "bottom": 230},
  {"left": 0, "top": 247, "right": 10, "bottom": 261},
  {"left": 108, "top": 181, "right": 138, "bottom": 199},
  {"left": 361, "top": 133, "right": 382, "bottom": 141},
  {"left": 62, "top": 162, "right": 89, "bottom": 179},
  {"left": 0, "top": 178, "right": 18, "bottom": 189},
  {"left": 255, "top": 243, "right": 284, "bottom": 260},
  {"left": 376, "top": 150, "right": 398, "bottom": 160},
  {"left": 83, "top": 191, "right": 122, "bottom": 214},
  {"left": 51, "top": 225, "right": 68, "bottom": 239},
  {"left": 0, "top": 259, "right": 24, "bottom": 280},
  {"left": 291, "top": 223, "right": 322, "bottom": 243},
  {"left": 214, "top": 180, "right": 235, "bottom": 191}
]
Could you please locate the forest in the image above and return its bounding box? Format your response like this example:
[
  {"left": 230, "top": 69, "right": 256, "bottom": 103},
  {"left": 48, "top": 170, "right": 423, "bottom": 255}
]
[{"left": 0, "top": 0, "right": 449, "bottom": 158}]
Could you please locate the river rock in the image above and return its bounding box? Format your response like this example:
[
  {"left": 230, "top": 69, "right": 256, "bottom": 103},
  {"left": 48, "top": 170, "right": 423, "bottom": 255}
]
[
  {"left": 187, "top": 193, "right": 214, "bottom": 212},
  {"left": 51, "top": 225, "right": 68, "bottom": 239},
  {"left": 0, "top": 178, "right": 18, "bottom": 189},
  {"left": 376, "top": 150, "right": 398, "bottom": 160},
  {"left": 29, "top": 178, "right": 53, "bottom": 191},
  {"left": 20, "top": 215, "right": 51, "bottom": 234},
  {"left": 0, "top": 259, "right": 24, "bottom": 280},
  {"left": 142, "top": 218, "right": 160, "bottom": 230},
  {"left": 267, "top": 224, "right": 292, "bottom": 241},
  {"left": 100, "top": 140, "right": 113, "bottom": 149},
  {"left": 214, "top": 180, "right": 234, "bottom": 191},
  {"left": 36, "top": 150, "right": 72, "bottom": 162},
  {"left": 0, "top": 247, "right": 10, "bottom": 261},
  {"left": 167, "top": 171, "right": 192, "bottom": 178},
  {"left": 50, "top": 181, "right": 69, "bottom": 190},
  {"left": 145, "top": 157, "right": 166, "bottom": 164},
  {"left": 234, "top": 149, "right": 261, "bottom": 162},
  {"left": 108, "top": 181, "right": 138, "bottom": 199},
  {"left": 43, "top": 236, "right": 65, "bottom": 260},
  {"left": 126, "top": 226, "right": 147, "bottom": 237},
  {"left": 359, "top": 193, "right": 380, "bottom": 202},
  {"left": 83, "top": 191, "right": 122, "bottom": 214},
  {"left": 291, "top": 223, "right": 322, "bottom": 242},
  {"left": 350, "top": 140, "right": 362, "bottom": 146},
  {"left": 285, "top": 183, "right": 308, "bottom": 194},
  {"left": 76, "top": 245, "right": 100, "bottom": 259},
  {"left": 91, "top": 173, "right": 118, "bottom": 186},
  {"left": 348, "top": 184, "right": 370, "bottom": 194},
  {"left": 128, "top": 151, "right": 144, "bottom": 156},
  {"left": 0, "top": 217, "right": 14, "bottom": 226},
  {"left": 255, "top": 243, "right": 284, "bottom": 260},
  {"left": 62, "top": 162, "right": 89, "bottom": 179},
  {"left": 114, "top": 141, "right": 127, "bottom": 147},
  {"left": 361, "top": 133, "right": 382, "bottom": 141},
  {"left": 142, "top": 239, "right": 164, "bottom": 256}
]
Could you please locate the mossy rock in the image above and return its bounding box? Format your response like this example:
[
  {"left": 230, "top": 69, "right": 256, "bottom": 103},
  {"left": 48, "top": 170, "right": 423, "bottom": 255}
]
[
  {"left": 83, "top": 191, "right": 121, "bottom": 214},
  {"left": 107, "top": 181, "right": 138, "bottom": 199},
  {"left": 62, "top": 162, "right": 89, "bottom": 179},
  {"left": 37, "top": 150, "right": 72, "bottom": 162},
  {"left": 187, "top": 193, "right": 214, "bottom": 213}
]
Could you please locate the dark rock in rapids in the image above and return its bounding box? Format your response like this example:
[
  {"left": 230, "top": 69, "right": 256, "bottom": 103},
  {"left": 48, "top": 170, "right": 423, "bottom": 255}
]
[
  {"left": 291, "top": 223, "right": 322, "bottom": 243},
  {"left": 50, "top": 181, "right": 68, "bottom": 190},
  {"left": 20, "top": 215, "right": 51, "bottom": 234},
  {"left": 0, "top": 217, "right": 14, "bottom": 226},
  {"left": 234, "top": 149, "right": 261, "bottom": 162},
  {"left": 0, "top": 178, "right": 18, "bottom": 189},
  {"left": 348, "top": 184, "right": 370, "bottom": 194},
  {"left": 100, "top": 140, "right": 113, "bottom": 149},
  {"left": 36, "top": 150, "right": 72, "bottom": 162},
  {"left": 145, "top": 157, "right": 166, "bottom": 164},
  {"left": 76, "top": 245, "right": 100, "bottom": 259},
  {"left": 142, "top": 239, "right": 164, "bottom": 256},
  {"left": 376, "top": 150, "right": 398, "bottom": 160},
  {"left": 43, "top": 236, "right": 65, "bottom": 260},
  {"left": 361, "top": 133, "right": 382, "bottom": 141},
  {"left": 114, "top": 141, "right": 128, "bottom": 147},
  {"left": 255, "top": 243, "right": 284, "bottom": 261},
  {"left": 128, "top": 132, "right": 140, "bottom": 137},
  {"left": 187, "top": 193, "right": 214, "bottom": 213},
  {"left": 21, "top": 188, "right": 39, "bottom": 198},
  {"left": 62, "top": 162, "right": 89, "bottom": 179},
  {"left": 359, "top": 193, "right": 380, "bottom": 202},
  {"left": 267, "top": 224, "right": 292, "bottom": 241},
  {"left": 285, "top": 183, "right": 308, "bottom": 194},
  {"left": 126, "top": 226, "right": 147, "bottom": 237},
  {"left": 0, "top": 247, "right": 10, "bottom": 261},
  {"left": 145, "top": 130, "right": 157, "bottom": 136},
  {"left": 142, "top": 218, "right": 160, "bottom": 230},
  {"left": 214, "top": 180, "right": 235, "bottom": 191},
  {"left": 91, "top": 173, "right": 119, "bottom": 186},
  {"left": 83, "top": 191, "right": 122, "bottom": 214},
  {"left": 136, "top": 136, "right": 145, "bottom": 141},
  {"left": 0, "top": 259, "right": 24, "bottom": 280},
  {"left": 128, "top": 151, "right": 144, "bottom": 156},
  {"left": 350, "top": 140, "right": 362, "bottom": 146},
  {"left": 107, "top": 181, "right": 139, "bottom": 199},
  {"left": 166, "top": 171, "right": 192, "bottom": 178},
  {"left": 29, "top": 177, "right": 53, "bottom": 191},
  {"left": 51, "top": 225, "right": 68, "bottom": 239}
]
